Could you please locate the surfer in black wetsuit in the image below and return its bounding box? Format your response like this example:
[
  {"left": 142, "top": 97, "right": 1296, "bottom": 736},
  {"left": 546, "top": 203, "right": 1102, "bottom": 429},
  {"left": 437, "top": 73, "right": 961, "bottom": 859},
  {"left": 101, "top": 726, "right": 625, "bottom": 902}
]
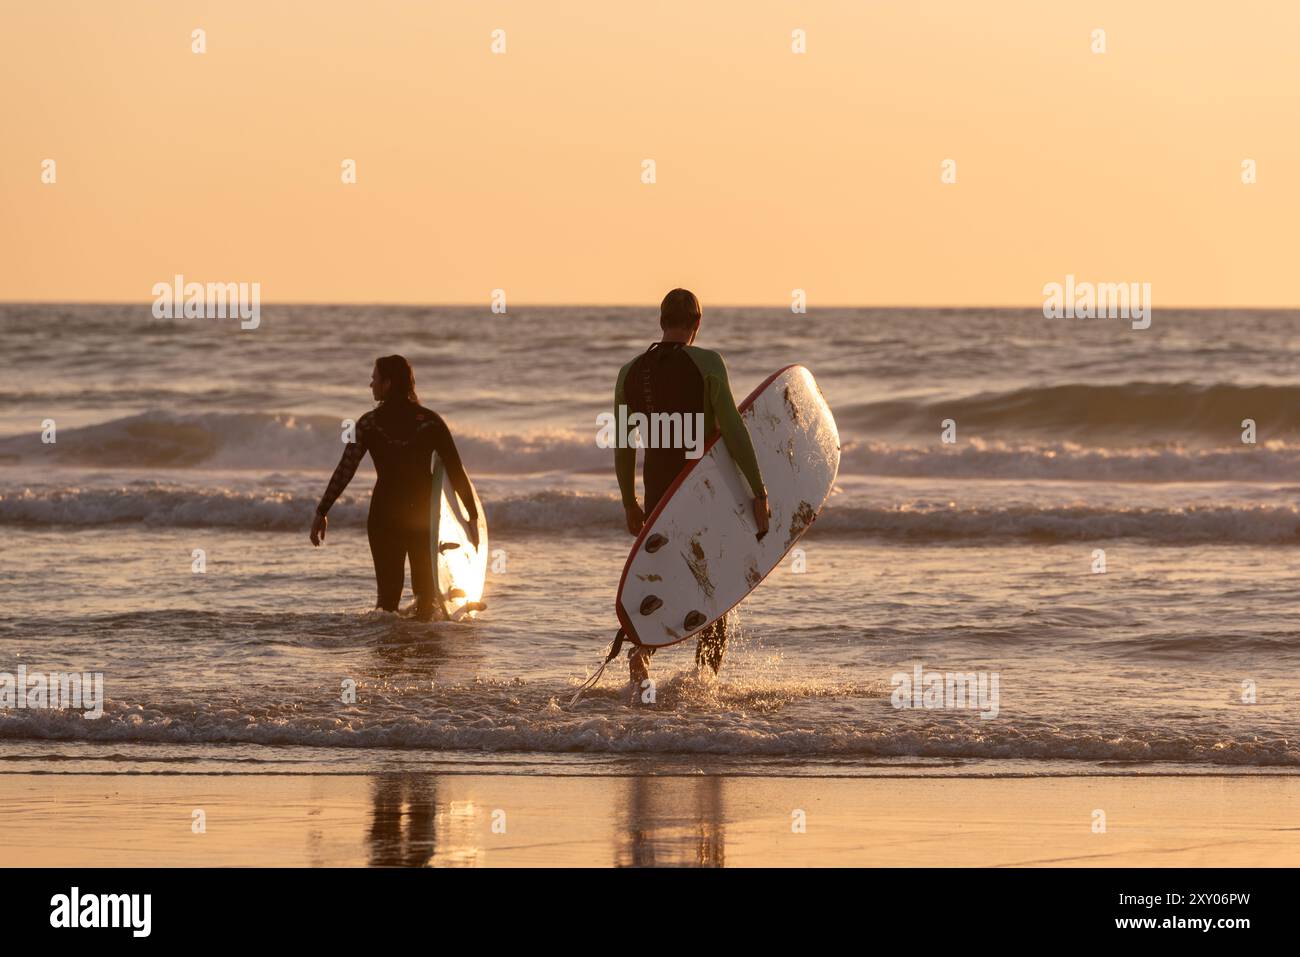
[
  {"left": 614, "top": 289, "right": 769, "bottom": 684},
  {"left": 309, "top": 355, "right": 478, "bottom": 620}
]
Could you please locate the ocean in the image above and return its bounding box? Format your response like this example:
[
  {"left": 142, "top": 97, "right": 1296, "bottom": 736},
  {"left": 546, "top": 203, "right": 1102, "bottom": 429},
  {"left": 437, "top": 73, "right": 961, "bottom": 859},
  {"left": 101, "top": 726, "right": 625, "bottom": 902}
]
[{"left": 1, "top": 304, "right": 1297, "bottom": 777}]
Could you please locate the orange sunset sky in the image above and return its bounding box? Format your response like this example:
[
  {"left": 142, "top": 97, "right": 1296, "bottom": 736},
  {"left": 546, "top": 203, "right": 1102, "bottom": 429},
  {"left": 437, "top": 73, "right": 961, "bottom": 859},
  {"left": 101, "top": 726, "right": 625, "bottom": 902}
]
[{"left": 1, "top": 0, "right": 1297, "bottom": 306}]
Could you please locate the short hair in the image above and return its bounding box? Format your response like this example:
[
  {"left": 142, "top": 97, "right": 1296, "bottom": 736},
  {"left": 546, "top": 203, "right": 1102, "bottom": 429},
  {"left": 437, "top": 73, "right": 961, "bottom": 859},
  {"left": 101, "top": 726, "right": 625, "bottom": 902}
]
[{"left": 659, "top": 288, "right": 702, "bottom": 331}]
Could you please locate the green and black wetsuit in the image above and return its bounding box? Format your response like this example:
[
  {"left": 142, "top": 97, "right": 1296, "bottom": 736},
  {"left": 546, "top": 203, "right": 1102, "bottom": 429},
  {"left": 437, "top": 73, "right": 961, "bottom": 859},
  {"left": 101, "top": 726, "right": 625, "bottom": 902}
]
[
  {"left": 614, "top": 342, "right": 766, "bottom": 670},
  {"left": 316, "top": 399, "right": 476, "bottom": 614}
]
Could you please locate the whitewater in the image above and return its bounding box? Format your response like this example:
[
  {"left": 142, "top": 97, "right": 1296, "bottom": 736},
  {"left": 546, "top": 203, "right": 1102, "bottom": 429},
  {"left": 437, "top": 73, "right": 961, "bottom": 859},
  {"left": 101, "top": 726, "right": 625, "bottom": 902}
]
[{"left": 1, "top": 304, "right": 1297, "bottom": 776}]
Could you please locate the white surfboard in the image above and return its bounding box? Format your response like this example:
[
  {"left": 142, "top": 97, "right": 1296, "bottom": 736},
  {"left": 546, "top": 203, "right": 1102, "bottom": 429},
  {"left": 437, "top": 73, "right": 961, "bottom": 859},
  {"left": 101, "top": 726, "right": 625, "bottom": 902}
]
[
  {"left": 429, "top": 458, "right": 489, "bottom": 622},
  {"left": 616, "top": 365, "right": 839, "bottom": 647}
]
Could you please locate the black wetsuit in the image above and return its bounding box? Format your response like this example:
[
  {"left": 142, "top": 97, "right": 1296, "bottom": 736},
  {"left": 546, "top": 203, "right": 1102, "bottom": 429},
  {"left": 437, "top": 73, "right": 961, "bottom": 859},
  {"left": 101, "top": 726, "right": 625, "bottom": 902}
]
[
  {"left": 622, "top": 343, "right": 707, "bottom": 513},
  {"left": 316, "top": 400, "right": 476, "bottom": 614}
]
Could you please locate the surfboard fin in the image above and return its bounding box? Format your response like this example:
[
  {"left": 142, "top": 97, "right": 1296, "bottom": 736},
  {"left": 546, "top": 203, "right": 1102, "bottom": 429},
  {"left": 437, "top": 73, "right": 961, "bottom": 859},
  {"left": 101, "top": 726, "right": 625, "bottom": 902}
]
[
  {"left": 639, "top": 595, "right": 663, "bottom": 615},
  {"left": 683, "top": 610, "right": 707, "bottom": 630},
  {"left": 439, "top": 542, "right": 460, "bottom": 552},
  {"left": 645, "top": 534, "right": 668, "bottom": 553}
]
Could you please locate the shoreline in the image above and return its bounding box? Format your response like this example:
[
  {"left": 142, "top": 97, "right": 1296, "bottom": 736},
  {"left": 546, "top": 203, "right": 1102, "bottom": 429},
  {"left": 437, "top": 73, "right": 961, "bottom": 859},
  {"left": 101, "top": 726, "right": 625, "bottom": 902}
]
[
  {"left": 3, "top": 769, "right": 1300, "bottom": 778},
  {"left": 2, "top": 771, "right": 1296, "bottom": 867}
]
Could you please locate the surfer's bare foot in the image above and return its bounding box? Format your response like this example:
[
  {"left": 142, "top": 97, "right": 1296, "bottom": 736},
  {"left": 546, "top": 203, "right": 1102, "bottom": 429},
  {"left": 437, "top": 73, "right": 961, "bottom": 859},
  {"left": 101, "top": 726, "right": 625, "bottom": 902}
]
[
  {"left": 694, "top": 622, "right": 726, "bottom": 675},
  {"left": 695, "top": 662, "right": 721, "bottom": 681}
]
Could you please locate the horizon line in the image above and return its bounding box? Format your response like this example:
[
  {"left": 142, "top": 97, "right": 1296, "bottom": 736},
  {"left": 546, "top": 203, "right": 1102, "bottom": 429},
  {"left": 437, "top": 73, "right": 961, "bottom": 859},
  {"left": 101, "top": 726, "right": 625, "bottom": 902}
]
[{"left": 1, "top": 299, "right": 1297, "bottom": 311}]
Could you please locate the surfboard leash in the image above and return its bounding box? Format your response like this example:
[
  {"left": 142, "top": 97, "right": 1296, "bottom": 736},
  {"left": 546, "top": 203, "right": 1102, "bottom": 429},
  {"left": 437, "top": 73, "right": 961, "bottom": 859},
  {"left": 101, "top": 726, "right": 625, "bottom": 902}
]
[{"left": 566, "top": 628, "right": 629, "bottom": 707}]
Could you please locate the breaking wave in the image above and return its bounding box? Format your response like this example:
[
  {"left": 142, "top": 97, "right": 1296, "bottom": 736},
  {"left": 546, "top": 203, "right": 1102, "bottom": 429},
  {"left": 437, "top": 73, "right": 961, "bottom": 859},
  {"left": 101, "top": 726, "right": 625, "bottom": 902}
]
[
  {"left": 1, "top": 484, "right": 1296, "bottom": 542},
  {"left": 2, "top": 409, "right": 1298, "bottom": 481}
]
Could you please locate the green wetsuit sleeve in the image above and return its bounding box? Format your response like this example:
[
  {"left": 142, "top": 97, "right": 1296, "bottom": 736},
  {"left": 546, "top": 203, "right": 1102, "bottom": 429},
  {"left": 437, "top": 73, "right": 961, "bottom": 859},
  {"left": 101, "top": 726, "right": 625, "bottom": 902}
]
[
  {"left": 614, "top": 361, "right": 638, "bottom": 508},
  {"left": 690, "top": 348, "right": 766, "bottom": 499}
]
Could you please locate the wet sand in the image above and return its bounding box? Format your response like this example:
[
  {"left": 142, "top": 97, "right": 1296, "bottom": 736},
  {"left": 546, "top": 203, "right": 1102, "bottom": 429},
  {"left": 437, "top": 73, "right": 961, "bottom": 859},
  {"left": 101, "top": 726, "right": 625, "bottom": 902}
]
[{"left": 1, "top": 773, "right": 1297, "bottom": 867}]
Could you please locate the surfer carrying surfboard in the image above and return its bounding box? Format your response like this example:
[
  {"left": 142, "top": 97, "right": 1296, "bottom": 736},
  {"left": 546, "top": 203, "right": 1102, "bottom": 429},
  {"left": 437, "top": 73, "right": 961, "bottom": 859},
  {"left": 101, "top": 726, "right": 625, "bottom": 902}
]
[
  {"left": 309, "top": 355, "right": 479, "bottom": 620},
  {"left": 613, "top": 289, "right": 769, "bottom": 683}
]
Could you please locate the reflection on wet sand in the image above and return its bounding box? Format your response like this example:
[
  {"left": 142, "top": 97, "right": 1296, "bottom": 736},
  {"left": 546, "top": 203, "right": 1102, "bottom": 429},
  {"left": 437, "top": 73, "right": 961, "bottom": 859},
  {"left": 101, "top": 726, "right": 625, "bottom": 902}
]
[
  {"left": 9, "top": 772, "right": 1295, "bottom": 867},
  {"left": 367, "top": 773, "right": 437, "bottom": 867},
  {"left": 617, "top": 776, "right": 726, "bottom": 868},
  {"left": 364, "top": 772, "right": 729, "bottom": 867},
  {"left": 366, "top": 773, "right": 487, "bottom": 867}
]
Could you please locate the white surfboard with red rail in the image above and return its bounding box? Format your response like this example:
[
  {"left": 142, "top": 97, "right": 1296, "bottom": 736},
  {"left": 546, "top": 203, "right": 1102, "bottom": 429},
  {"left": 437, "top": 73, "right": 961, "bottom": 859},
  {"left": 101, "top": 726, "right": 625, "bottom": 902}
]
[{"left": 616, "top": 365, "right": 839, "bottom": 647}]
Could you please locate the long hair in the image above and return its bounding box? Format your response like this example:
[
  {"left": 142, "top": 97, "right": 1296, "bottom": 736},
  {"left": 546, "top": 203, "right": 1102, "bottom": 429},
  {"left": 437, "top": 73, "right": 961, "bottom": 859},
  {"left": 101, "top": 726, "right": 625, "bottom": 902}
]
[{"left": 375, "top": 354, "right": 419, "bottom": 404}]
